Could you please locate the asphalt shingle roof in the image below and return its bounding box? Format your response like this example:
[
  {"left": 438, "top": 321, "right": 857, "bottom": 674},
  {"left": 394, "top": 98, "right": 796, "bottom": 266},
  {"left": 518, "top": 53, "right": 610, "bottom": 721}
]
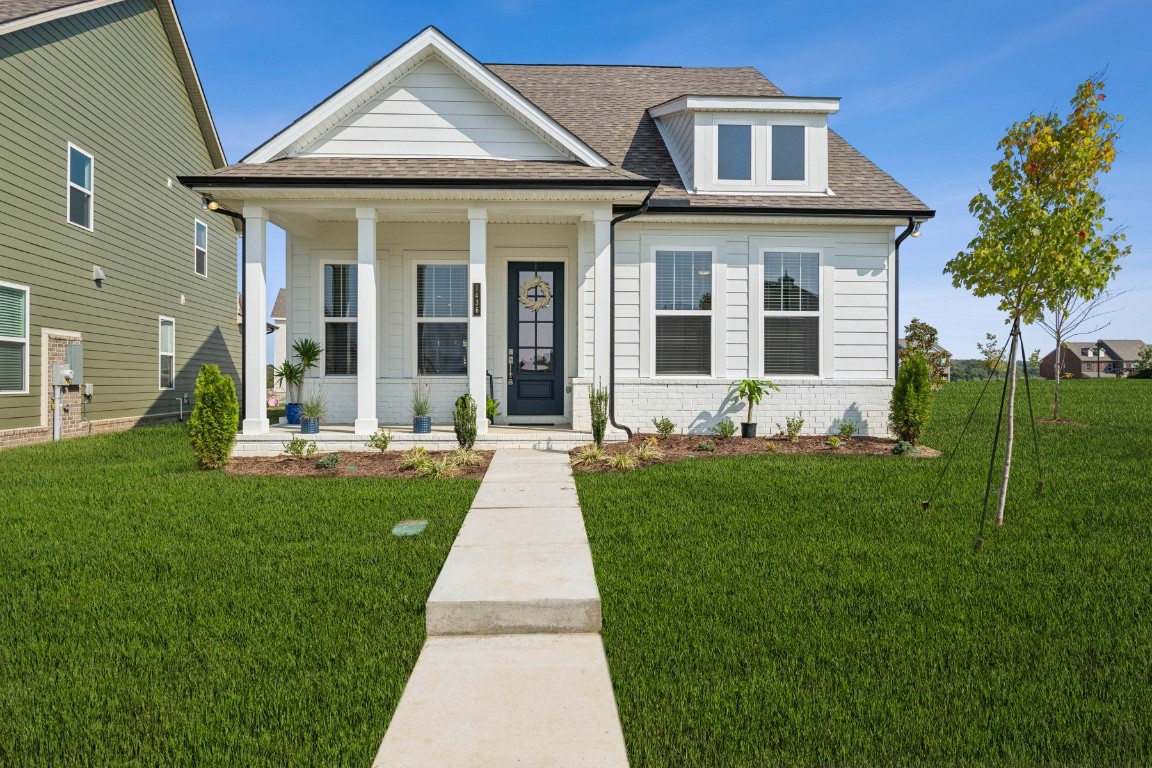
[{"left": 0, "top": 0, "right": 95, "bottom": 26}]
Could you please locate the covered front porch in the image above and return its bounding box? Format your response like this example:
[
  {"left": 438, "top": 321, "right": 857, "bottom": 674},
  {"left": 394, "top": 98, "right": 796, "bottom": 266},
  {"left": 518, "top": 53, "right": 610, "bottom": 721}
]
[{"left": 218, "top": 189, "right": 645, "bottom": 439}]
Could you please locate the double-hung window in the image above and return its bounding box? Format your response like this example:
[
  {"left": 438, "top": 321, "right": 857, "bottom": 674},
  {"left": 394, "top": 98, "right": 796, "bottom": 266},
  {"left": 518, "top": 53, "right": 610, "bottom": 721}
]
[
  {"left": 159, "top": 316, "right": 175, "bottom": 390},
  {"left": 324, "top": 264, "right": 357, "bottom": 375},
  {"left": 416, "top": 264, "right": 467, "bottom": 376},
  {"left": 67, "top": 144, "right": 94, "bottom": 229},
  {"left": 0, "top": 282, "right": 29, "bottom": 394},
  {"left": 764, "top": 251, "right": 820, "bottom": 375},
  {"left": 194, "top": 220, "right": 208, "bottom": 277},
  {"left": 655, "top": 250, "right": 712, "bottom": 375}
]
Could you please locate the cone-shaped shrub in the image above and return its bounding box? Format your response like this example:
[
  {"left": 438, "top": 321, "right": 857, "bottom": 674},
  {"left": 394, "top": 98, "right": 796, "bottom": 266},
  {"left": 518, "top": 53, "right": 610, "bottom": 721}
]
[
  {"left": 889, "top": 350, "right": 933, "bottom": 444},
  {"left": 453, "top": 393, "right": 477, "bottom": 450},
  {"left": 188, "top": 364, "right": 238, "bottom": 469}
]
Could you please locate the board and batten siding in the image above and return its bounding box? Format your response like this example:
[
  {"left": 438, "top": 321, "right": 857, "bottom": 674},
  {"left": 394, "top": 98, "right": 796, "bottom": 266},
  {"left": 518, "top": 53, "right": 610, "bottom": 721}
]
[
  {"left": 0, "top": 0, "right": 238, "bottom": 431},
  {"left": 611, "top": 221, "right": 894, "bottom": 380},
  {"left": 297, "top": 57, "right": 570, "bottom": 161}
]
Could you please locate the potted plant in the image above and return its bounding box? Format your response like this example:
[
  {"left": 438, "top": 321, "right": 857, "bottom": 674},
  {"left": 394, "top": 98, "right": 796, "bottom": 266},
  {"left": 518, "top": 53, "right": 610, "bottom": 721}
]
[
  {"left": 486, "top": 396, "right": 501, "bottom": 425},
  {"left": 274, "top": 360, "right": 304, "bottom": 424},
  {"left": 731, "top": 379, "right": 780, "bottom": 438},
  {"left": 300, "top": 391, "right": 326, "bottom": 435},
  {"left": 412, "top": 380, "right": 432, "bottom": 434}
]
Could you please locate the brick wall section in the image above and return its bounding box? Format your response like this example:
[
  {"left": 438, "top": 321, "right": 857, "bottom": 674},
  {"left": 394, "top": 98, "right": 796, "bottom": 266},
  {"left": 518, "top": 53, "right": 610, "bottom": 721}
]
[
  {"left": 571, "top": 378, "right": 894, "bottom": 437},
  {"left": 45, "top": 332, "right": 84, "bottom": 436}
]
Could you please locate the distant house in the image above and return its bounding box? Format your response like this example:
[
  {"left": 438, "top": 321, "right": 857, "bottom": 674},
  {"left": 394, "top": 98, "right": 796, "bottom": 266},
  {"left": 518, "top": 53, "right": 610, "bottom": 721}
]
[
  {"left": 270, "top": 288, "right": 288, "bottom": 392},
  {"left": 897, "top": 338, "right": 952, "bottom": 380},
  {"left": 1040, "top": 339, "right": 1147, "bottom": 379},
  {"left": 0, "top": 0, "right": 238, "bottom": 449}
]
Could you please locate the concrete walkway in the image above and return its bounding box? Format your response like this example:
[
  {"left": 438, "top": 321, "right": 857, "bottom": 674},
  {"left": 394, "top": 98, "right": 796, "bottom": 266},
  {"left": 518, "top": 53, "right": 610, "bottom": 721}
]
[{"left": 372, "top": 449, "right": 629, "bottom": 768}]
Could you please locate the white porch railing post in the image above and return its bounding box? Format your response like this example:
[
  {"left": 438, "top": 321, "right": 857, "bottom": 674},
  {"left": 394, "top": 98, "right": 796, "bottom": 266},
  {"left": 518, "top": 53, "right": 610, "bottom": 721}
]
[
  {"left": 355, "top": 207, "right": 379, "bottom": 435},
  {"left": 468, "top": 208, "right": 488, "bottom": 435},
  {"left": 592, "top": 208, "right": 612, "bottom": 388},
  {"left": 241, "top": 206, "right": 269, "bottom": 435}
]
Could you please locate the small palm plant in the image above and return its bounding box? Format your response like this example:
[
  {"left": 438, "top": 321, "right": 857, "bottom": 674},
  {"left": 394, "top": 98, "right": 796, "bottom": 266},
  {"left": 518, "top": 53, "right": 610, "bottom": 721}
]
[
  {"left": 730, "top": 379, "right": 780, "bottom": 438},
  {"left": 292, "top": 338, "right": 323, "bottom": 376}
]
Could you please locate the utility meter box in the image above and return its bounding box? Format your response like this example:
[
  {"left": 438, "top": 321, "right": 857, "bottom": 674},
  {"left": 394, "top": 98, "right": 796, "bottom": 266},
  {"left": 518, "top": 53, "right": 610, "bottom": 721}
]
[{"left": 65, "top": 343, "right": 84, "bottom": 385}]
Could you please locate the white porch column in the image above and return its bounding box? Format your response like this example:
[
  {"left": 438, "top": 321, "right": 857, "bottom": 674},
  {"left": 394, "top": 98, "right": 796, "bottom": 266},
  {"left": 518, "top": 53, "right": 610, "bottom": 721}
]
[
  {"left": 241, "top": 206, "right": 269, "bottom": 435},
  {"left": 355, "top": 207, "right": 379, "bottom": 435},
  {"left": 468, "top": 208, "right": 488, "bottom": 435},
  {"left": 592, "top": 208, "right": 612, "bottom": 387}
]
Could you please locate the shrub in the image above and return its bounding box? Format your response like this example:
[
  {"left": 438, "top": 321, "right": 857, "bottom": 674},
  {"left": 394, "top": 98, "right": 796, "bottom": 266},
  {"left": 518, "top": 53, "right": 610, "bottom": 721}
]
[
  {"left": 452, "top": 448, "right": 485, "bottom": 467},
  {"left": 572, "top": 445, "right": 605, "bottom": 466},
  {"left": 399, "top": 446, "right": 431, "bottom": 471},
  {"left": 606, "top": 452, "right": 637, "bottom": 471},
  {"left": 764, "top": 440, "right": 778, "bottom": 453},
  {"left": 316, "top": 453, "right": 340, "bottom": 469},
  {"left": 283, "top": 436, "right": 316, "bottom": 458},
  {"left": 589, "top": 384, "right": 609, "bottom": 448},
  {"left": 890, "top": 350, "right": 934, "bottom": 444},
  {"left": 892, "top": 440, "right": 918, "bottom": 455},
  {"left": 418, "top": 455, "right": 461, "bottom": 478},
  {"left": 366, "top": 429, "right": 392, "bottom": 452},
  {"left": 838, "top": 420, "right": 858, "bottom": 440},
  {"left": 779, "top": 414, "right": 804, "bottom": 442},
  {"left": 453, "top": 394, "right": 477, "bottom": 449},
  {"left": 696, "top": 440, "right": 716, "bottom": 453},
  {"left": 634, "top": 437, "right": 663, "bottom": 461},
  {"left": 711, "top": 417, "right": 737, "bottom": 439},
  {"left": 652, "top": 416, "right": 676, "bottom": 439},
  {"left": 827, "top": 436, "right": 842, "bottom": 449},
  {"left": 187, "top": 364, "right": 238, "bottom": 469}
]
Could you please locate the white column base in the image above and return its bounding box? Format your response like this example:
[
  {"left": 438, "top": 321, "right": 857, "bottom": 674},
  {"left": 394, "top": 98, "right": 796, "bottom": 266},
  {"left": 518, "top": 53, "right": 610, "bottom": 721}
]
[
  {"left": 242, "top": 418, "right": 270, "bottom": 435},
  {"left": 355, "top": 417, "right": 379, "bottom": 435}
]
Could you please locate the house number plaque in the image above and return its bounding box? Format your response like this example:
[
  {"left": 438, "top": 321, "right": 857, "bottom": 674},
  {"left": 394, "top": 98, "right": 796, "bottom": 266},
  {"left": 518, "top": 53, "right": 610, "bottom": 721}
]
[{"left": 472, "top": 282, "right": 482, "bottom": 316}]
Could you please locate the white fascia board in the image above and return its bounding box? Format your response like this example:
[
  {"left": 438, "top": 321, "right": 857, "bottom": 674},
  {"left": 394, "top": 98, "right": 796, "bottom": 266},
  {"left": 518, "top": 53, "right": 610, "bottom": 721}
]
[
  {"left": 243, "top": 27, "right": 609, "bottom": 168},
  {"left": 649, "top": 95, "right": 841, "bottom": 119},
  {"left": 0, "top": 0, "right": 123, "bottom": 37}
]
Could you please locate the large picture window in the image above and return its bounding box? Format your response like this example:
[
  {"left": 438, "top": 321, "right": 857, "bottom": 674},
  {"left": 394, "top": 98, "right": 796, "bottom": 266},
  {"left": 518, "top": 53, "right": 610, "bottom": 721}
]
[
  {"left": 159, "top": 316, "right": 175, "bottom": 390},
  {"left": 0, "top": 282, "right": 29, "bottom": 394},
  {"left": 655, "top": 250, "right": 712, "bottom": 375},
  {"left": 324, "top": 264, "right": 357, "bottom": 375},
  {"left": 764, "top": 251, "right": 819, "bottom": 375},
  {"left": 67, "top": 144, "right": 94, "bottom": 230},
  {"left": 416, "top": 264, "right": 467, "bottom": 376}
]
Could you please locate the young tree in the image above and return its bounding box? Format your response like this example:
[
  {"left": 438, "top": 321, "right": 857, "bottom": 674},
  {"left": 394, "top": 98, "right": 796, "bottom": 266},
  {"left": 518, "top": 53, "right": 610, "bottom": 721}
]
[
  {"left": 944, "top": 78, "right": 1129, "bottom": 526},
  {"left": 1038, "top": 288, "right": 1128, "bottom": 417},
  {"left": 900, "top": 318, "right": 950, "bottom": 385},
  {"left": 1135, "top": 345, "right": 1152, "bottom": 372},
  {"left": 976, "top": 333, "right": 1007, "bottom": 378}
]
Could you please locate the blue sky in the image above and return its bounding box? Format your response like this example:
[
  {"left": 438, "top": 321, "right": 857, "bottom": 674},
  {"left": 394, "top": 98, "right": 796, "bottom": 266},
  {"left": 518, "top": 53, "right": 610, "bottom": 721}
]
[{"left": 178, "top": 0, "right": 1152, "bottom": 359}]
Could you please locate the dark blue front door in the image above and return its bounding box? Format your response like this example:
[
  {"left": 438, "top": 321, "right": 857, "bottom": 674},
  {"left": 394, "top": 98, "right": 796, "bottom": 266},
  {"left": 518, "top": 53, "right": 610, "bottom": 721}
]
[{"left": 507, "top": 262, "right": 564, "bottom": 416}]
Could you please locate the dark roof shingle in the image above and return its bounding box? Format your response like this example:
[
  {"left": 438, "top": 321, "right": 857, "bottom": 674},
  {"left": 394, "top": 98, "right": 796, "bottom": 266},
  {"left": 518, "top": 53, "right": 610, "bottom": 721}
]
[{"left": 0, "top": 0, "right": 97, "bottom": 26}]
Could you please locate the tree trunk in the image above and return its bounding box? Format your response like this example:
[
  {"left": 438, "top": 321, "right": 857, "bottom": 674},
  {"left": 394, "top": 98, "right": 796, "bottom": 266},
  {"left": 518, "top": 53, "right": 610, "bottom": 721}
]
[
  {"left": 996, "top": 322, "right": 1020, "bottom": 526},
  {"left": 1053, "top": 330, "right": 1062, "bottom": 419}
]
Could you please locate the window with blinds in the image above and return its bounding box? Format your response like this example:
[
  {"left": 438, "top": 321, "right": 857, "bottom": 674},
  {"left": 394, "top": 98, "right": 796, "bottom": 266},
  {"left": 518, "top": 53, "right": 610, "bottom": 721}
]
[
  {"left": 764, "top": 251, "right": 819, "bottom": 375},
  {"left": 655, "top": 250, "right": 712, "bottom": 375},
  {"left": 0, "top": 283, "right": 28, "bottom": 393},
  {"left": 159, "top": 317, "right": 175, "bottom": 390},
  {"left": 417, "top": 264, "right": 467, "bottom": 375},
  {"left": 324, "top": 264, "right": 357, "bottom": 375}
]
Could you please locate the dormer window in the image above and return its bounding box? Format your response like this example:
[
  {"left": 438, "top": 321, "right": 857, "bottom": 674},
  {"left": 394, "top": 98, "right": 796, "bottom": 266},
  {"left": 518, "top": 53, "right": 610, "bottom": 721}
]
[
  {"left": 771, "top": 125, "right": 805, "bottom": 181},
  {"left": 717, "top": 124, "right": 752, "bottom": 181}
]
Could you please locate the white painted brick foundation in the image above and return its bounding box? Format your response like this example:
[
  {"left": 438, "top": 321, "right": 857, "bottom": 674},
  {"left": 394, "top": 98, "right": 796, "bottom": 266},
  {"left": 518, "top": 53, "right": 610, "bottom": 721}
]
[
  {"left": 571, "top": 378, "right": 893, "bottom": 436},
  {"left": 303, "top": 376, "right": 471, "bottom": 425}
]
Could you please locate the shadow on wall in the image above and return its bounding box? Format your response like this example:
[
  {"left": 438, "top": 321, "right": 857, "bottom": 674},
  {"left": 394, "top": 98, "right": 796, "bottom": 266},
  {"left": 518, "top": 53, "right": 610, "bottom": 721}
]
[
  {"left": 144, "top": 326, "right": 238, "bottom": 418},
  {"left": 687, "top": 389, "right": 745, "bottom": 434},
  {"left": 832, "top": 402, "right": 869, "bottom": 436}
]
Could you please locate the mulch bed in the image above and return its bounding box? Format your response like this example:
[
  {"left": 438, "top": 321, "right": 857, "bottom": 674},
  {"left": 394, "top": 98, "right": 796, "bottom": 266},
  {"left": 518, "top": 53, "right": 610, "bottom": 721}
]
[
  {"left": 571, "top": 434, "right": 938, "bottom": 472},
  {"left": 226, "top": 450, "right": 493, "bottom": 480}
]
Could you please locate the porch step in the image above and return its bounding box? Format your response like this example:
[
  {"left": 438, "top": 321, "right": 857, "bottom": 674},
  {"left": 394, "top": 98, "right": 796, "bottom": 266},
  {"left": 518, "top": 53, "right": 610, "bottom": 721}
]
[
  {"left": 232, "top": 427, "right": 624, "bottom": 457},
  {"left": 371, "top": 634, "right": 628, "bottom": 768}
]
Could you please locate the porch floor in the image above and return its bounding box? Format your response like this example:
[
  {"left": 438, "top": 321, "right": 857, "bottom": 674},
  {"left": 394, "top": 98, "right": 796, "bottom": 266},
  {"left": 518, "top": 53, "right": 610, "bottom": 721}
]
[{"left": 234, "top": 422, "right": 621, "bottom": 457}]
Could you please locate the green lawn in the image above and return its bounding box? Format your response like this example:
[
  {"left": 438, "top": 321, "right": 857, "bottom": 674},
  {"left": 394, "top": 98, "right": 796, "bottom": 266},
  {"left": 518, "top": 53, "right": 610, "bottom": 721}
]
[
  {"left": 0, "top": 424, "right": 476, "bottom": 767},
  {"left": 578, "top": 379, "right": 1152, "bottom": 767}
]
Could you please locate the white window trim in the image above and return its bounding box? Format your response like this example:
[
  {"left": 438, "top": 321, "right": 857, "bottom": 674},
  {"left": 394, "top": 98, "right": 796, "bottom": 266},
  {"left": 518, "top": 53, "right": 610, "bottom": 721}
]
[
  {"left": 317, "top": 259, "right": 358, "bottom": 378},
  {"left": 158, "top": 316, "right": 175, "bottom": 391},
  {"left": 714, "top": 121, "right": 756, "bottom": 186},
  {"left": 66, "top": 142, "right": 94, "bottom": 231},
  {"left": 641, "top": 237, "right": 726, "bottom": 379},
  {"left": 194, "top": 219, "right": 208, "bottom": 278},
  {"left": 0, "top": 280, "right": 30, "bottom": 395},
  {"left": 750, "top": 238, "right": 833, "bottom": 381},
  {"left": 409, "top": 257, "right": 470, "bottom": 378}
]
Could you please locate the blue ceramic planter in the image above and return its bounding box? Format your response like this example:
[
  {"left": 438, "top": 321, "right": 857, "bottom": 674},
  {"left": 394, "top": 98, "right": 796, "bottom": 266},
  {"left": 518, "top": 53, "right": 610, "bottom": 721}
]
[
  {"left": 413, "top": 415, "right": 432, "bottom": 434},
  {"left": 285, "top": 402, "right": 303, "bottom": 425},
  {"left": 300, "top": 416, "right": 320, "bottom": 435}
]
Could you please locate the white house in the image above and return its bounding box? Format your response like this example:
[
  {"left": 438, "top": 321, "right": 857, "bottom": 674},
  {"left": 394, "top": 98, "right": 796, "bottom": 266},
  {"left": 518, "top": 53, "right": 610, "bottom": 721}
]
[{"left": 183, "top": 26, "right": 932, "bottom": 439}]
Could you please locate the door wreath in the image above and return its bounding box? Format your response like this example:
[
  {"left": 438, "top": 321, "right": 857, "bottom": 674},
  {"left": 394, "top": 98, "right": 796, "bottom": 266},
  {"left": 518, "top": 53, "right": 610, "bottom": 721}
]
[{"left": 518, "top": 275, "right": 552, "bottom": 312}]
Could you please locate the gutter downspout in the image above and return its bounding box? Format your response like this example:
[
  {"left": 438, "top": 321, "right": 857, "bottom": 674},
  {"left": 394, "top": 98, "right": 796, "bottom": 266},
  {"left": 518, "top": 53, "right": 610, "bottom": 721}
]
[
  {"left": 204, "top": 204, "right": 246, "bottom": 422},
  {"left": 893, "top": 216, "right": 917, "bottom": 377},
  {"left": 607, "top": 189, "right": 654, "bottom": 439}
]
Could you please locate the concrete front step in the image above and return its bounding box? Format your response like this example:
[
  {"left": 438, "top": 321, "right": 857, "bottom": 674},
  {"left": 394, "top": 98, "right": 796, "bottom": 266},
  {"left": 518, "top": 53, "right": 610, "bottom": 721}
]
[{"left": 371, "top": 634, "right": 629, "bottom": 768}]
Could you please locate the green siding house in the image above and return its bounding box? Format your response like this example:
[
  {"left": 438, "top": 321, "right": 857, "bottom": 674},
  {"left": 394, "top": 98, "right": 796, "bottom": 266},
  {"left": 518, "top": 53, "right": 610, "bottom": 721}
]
[{"left": 0, "top": 0, "right": 238, "bottom": 448}]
